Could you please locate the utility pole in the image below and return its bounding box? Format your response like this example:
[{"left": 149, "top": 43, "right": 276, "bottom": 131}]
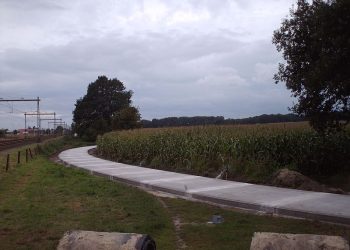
[
  {"left": 0, "top": 97, "right": 41, "bottom": 138},
  {"left": 0, "top": 98, "right": 42, "bottom": 124},
  {"left": 24, "top": 112, "right": 55, "bottom": 139},
  {"left": 49, "top": 121, "right": 66, "bottom": 127},
  {"left": 25, "top": 112, "right": 56, "bottom": 128},
  {"left": 40, "top": 118, "right": 62, "bottom": 130},
  {"left": 36, "top": 97, "right": 40, "bottom": 133}
]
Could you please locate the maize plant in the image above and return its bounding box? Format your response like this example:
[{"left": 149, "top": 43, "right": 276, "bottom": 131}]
[{"left": 97, "top": 122, "right": 350, "bottom": 179}]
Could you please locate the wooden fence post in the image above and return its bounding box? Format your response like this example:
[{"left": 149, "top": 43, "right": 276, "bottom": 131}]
[
  {"left": 17, "top": 151, "right": 21, "bottom": 164},
  {"left": 6, "top": 154, "right": 10, "bottom": 172},
  {"left": 26, "top": 149, "right": 28, "bottom": 163},
  {"left": 29, "top": 148, "right": 33, "bottom": 159}
]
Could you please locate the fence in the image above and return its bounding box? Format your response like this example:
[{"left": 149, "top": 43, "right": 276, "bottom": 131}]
[{"left": 1, "top": 145, "right": 40, "bottom": 173}]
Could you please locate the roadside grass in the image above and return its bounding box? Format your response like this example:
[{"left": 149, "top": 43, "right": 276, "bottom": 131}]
[
  {"left": 0, "top": 136, "right": 91, "bottom": 178},
  {"left": 0, "top": 156, "right": 176, "bottom": 250},
  {"left": 36, "top": 136, "right": 93, "bottom": 156},
  {"left": 162, "top": 198, "right": 350, "bottom": 250},
  {"left": 0, "top": 142, "right": 41, "bottom": 179},
  {"left": 0, "top": 138, "right": 349, "bottom": 249}
]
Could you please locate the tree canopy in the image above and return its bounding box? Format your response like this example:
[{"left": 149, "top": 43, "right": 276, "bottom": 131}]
[
  {"left": 73, "top": 76, "right": 140, "bottom": 140},
  {"left": 112, "top": 106, "right": 141, "bottom": 130},
  {"left": 273, "top": 0, "right": 350, "bottom": 133}
]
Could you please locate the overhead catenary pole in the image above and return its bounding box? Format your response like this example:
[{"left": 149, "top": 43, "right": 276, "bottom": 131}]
[
  {"left": 0, "top": 97, "right": 41, "bottom": 137},
  {"left": 25, "top": 112, "right": 56, "bottom": 115},
  {"left": 48, "top": 121, "right": 66, "bottom": 126},
  {"left": 24, "top": 112, "right": 27, "bottom": 137},
  {"left": 37, "top": 97, "right": 40, "bottom": 135},
  {"left": 0, "top": 98, "right": 40, "bottom": 102},
  {"left": 25, "top": 112, "right": 56, "bottom": 136},
  {"left": 39, "top": 118, "right": 62, "bottom": 130}
]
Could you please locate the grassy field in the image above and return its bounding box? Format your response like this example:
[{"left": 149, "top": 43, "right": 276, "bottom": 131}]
[
  {"left": 0, "top": 142, "right": 41, "bottom": 179},
  {"left": 97, "top": 122, "right": 350, "bottom": 187},
  {"left": 1, "top": 137, "right": 350, "bottom": 249},
  {"left": 0, "top": 156, "right": 176, "bottom": 249},
  {"left": 0, "top": 136, "right": 81, "bottom": 179}
]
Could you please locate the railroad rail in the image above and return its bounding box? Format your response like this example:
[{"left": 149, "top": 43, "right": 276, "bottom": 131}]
[
  {"left": 0, "top": 138, "right": 37, "bottom": 151},
  {"left": 0, "top": 135, "right": 57, "bottom": 151}
]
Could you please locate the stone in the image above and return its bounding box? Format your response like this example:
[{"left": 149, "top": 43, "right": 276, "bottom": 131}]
[
  {"left": 271, "top": 168, "right": 345, "bottom": 194},
  {"left": 57, "top": 230, "right": 156, "bottom": 250},
  {"left": 250, "top": 232, "right": 349, "bottom": 250}
]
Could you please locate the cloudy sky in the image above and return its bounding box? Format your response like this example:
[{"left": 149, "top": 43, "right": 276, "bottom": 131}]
[{"left": 0, "top": 0, "right": 296, "bottom": 129}]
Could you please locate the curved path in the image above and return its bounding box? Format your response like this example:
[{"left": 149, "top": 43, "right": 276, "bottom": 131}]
[{"left": 59, "top": 146, "right": 350, "bottom": 225}]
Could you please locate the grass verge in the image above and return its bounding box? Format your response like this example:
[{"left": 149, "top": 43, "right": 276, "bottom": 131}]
[
  {"left": 161, "top": 198, "right": 350, "bottom": 250},
  {"left": 0, "top": 138, "right": 349, "bottom": 249},
  {"left": 0, "top": 156, "right": 176, "bottom": 249}
]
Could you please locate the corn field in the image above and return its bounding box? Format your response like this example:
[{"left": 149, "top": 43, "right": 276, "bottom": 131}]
[{"left": 97, "top": 122, "right": 350, "bottom": 181}]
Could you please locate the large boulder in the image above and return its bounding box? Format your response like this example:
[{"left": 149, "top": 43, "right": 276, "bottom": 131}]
[
  {"left": 250, "top": 232, "right": 349, "bottom": 250},
  {"left": 57, "top": 230, "right": 156, "bottom": 250}
]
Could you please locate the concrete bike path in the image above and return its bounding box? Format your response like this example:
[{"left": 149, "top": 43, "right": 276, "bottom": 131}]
[{"left": 58, "top": 146, "right": 350, "bottom": 225}]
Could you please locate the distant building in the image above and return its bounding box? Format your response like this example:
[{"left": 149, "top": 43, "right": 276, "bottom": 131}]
[{"left": 18, "top": 128, "right": 35, "bottom": 135}]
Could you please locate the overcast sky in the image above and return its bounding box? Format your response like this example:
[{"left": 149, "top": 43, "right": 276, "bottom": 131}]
[{"left": 0, "top": 0, "right": 296, "bottom": 129}]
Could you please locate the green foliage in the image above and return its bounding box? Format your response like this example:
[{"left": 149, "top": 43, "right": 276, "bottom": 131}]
[
  {"left": 37, "top": 136, "right": 92, "bottom": 156},
  {"left": 112, "top": 106, "right": 141, "bottom": 130},
  {"left": 273, "top": 0, "right": 350, "bottom": 133},
  {"left": 97, "top": 123, "right": 350, "bottom": 180},
  {"left": 55, "top": 125, "right": 63, "bottom": 135},
  {"left": 73, "top": 76, "right": 139, "bottom": 141}
]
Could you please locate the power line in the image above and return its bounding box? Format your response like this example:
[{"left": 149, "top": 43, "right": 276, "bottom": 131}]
[{"left": 0, "top": 97, "right": 41, "bottom": 135}]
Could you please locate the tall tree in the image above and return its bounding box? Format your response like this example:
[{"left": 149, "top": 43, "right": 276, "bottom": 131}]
[
  {"left": 273, "top": 0, "right": 350, "bottom": 133},
  {"left": 73, "top": 76, "right": 138, "bottom": 140},
  {"left": 111, "top": 106, "right": 141, "bottom": 130}
]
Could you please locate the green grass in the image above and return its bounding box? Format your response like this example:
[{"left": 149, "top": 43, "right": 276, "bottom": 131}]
[
  {"left": 0, "top": 143, "right": 41, "bottom": 179},
  {"left": 36, "top": 136, "right": 93, "bottom": 156},
  {"left": 0, "top": 156, "right": 176, "bottom": 249},
  {"left": 1, "top": 138, "right": 349, "bottom": 249},
  {"left": 163, "top": 198, "right": 350, "bottom": 250}
]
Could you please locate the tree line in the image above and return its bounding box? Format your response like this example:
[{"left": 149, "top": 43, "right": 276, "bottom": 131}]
[{"left": 141, "top": 114, "right": 303, "bottom": 128}]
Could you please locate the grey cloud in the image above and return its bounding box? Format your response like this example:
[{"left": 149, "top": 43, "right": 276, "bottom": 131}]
[
  {"left": 1, "top": 29, "right": 293, "bottom": 126},
  {"left": 0, "top": 0, "right": 295, "bottom": 129},
  {"left": 0, "top": 0, "right": 65, "bottom": 10}
]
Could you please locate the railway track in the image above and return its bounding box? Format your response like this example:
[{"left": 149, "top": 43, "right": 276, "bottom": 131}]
[
  {"left": 0, "top": 138, "right": 37, "bottom": 151},
  {"left": 0, "top": 136, "right": 57, "bottom": 151}
]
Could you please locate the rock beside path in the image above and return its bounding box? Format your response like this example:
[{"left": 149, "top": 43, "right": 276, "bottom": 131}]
[
  {"left": 271, "top": 168, "right": 345, "bottom": 194},
  {"left": 57, "top": 230, "right": 156, "bottom": 250},
  {"left": 250, "top": 232, "right": 349, "bottom": 250}
]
